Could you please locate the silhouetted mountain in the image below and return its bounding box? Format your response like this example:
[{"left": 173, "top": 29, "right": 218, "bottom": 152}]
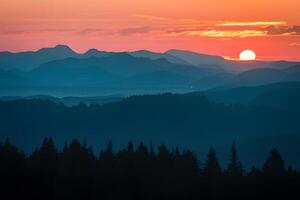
[
  {"left": 193, "top": 72, "right": 234, "bottom": 89},
  {"left": 1, "top": 45, "right": 300, "bottom": 96},
  {"left": 164, "top": 50, "right": 299, "bottom": 73},
  {"left": 31, "top": 57, "right": 121, "bottom": 86},
  {"left": 192, "top": 82, "right": 300, "bottom": 108},
  {"left": 228, "top": 67, "right": 300, "bottom": 86},
  {"left": 129, "top": 50, "right": 189, "bottom": 65},
  {"left": 82, "top": 48, "right": 111, "bottom": 58},
  {"left": 123, "top": 71, "right": 195, "bottom": 87},
  {"left": 224, "top": 60, "right": 299, "bottom": 71},
  {"left": 0, "top": 95, "right": 122, "bottom": 106},
  {"left": 0, "top": 45, "right": 78, "bottom": 70},
  {"left": 166, "top": 49, "right": 225, "bottom": 68},
  {"left": 1, "top": 44, "right": 299, "bottom": 73},
  {"left": 231, "top": 68, "right": 286, "bottom": 86},
  {"left": 0, "top": 53, "right": 229, "bottom": 93}
]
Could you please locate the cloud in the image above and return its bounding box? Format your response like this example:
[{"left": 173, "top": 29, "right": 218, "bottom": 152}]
[
  {"left": 166, "top": 30, "right": 268, "bottom": 38},
  {"left": 119, "top": 26, "right": 151, "bottom": 36},
  {"left": 1, "top": 18, "right": 299, "bottom": 40},
  {"left": 217, "top": 21, "right": 286, "bottom": 26},
  {"left": 76, "top": 28, "right": 104, "bottom": 35},
  {"left": 131, "top": 14, "right": 167, "bottom": 21},
  {"left": 0, "top": 29, "right": 74, "bottom": 35},
  {"left": 0, "top": 30, "right": 27, "bottom": 35},
  {"left": 163, "top": 21, "right": 300, "bottom": 38},
  {"left": 263, "top": 25, "right": 300, "bottom": 36}
]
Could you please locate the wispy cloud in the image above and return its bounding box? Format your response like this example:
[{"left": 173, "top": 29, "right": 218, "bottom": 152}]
[
  {"left": 217, "top": 21, "right": 286, "bottom": 26},
  {"left": 131, "top": 14, "right": 167, "bottom": 21},
  {"left": 1, "top": 18, "right": 299, "bottom": 40},
  {"left": 263, "top": 25, "right": 300, "bottom": 36},
  {"left": 119, "top": 26, "right": 151, "bottom": 36},
  {"left": 0, "top": 29, "right": 75, "bottom": 35},
  {"left": 160, "top": 20, "right": 300, "bottom": 38},
  {"left": 0, "top": 30, "right": 27, "bottom": 35},
  {"left": 166, "top": 30, "right": 268, "bottom": 38},
  {"left": 76, "top": 28, "right": 104, "bottom": 35}
]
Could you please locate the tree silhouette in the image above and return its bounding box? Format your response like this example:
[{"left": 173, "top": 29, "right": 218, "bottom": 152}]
[
  {"left": 203, "top": 146, "right": 222, "bottom": 177},
  {"left": 0, "top": 138, "right": 25, "bottom": 200},
  {"left": 0, "top": 138, "right": 298, "bottom": 200},
  {"left": 28, "top": 137, "right": 59, "bottom": 200},
  {"left": 263, "top": 148, "right": 285, "bottom": 176},
  {"left": 0, "top": 138, "right": 25, "bottom": 171},
  {"left": 227, "top": 142, "right": 243, "bottom": 176}
]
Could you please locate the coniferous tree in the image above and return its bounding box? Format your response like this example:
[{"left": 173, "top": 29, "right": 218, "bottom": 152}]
[
  {"left": 0, "top": 137, "right": 299, "bottom": 200},
  {"left": 136, "top": 142, "right": 149, "bottom": 160},
  {"left": 56, "top": 139, "right": 95, "bottom": 200},
  {"left": 29, "top": 137, "right": 59, "bottom": 200},
  {"left": 0, "top": 138, "right": 25, "bottom": 199},
  {"left": 92, "top": 141, "right": 115, "bottom": 200},
  {"left": 248, "top": 167, "right": 261, "bottom": 177},
  {"left": 227, "top": 142, "right": 243, "bottom": 176},
  {"left": 263, "top": 148, "right": 285, "bottom": 176},
  {"left": 0, "top": 138, "right": 25, "bottom": 171},
  {"left": 182, "top": 150, "right": 198, "bottom": 176},
  {"left": 203, "top": 146, "right": 222, "bottom": 177}
]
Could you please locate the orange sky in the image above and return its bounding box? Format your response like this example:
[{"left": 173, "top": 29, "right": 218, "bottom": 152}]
[{"left": 1, "top": 0, "right": 300, "bottom": 60}]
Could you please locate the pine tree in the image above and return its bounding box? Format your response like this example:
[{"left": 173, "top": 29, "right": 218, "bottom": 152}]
[
  {"left": 263, "top": 148, "right": 285, "bottom": 176},
  {"left": 227, "top": 142, "right": 243, "bottom": 176},
  {"left": 203, "top": 146, "right": 222, "bottom": 177}
]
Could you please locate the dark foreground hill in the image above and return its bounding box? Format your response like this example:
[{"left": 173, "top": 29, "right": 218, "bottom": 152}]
[{"left": 0, "top": 93, "right": 300, "bottom": 167}]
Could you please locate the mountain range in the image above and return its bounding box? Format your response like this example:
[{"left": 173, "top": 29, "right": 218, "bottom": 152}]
[{"left": 1, "top": 45, "right": 300, "bottom": 96}]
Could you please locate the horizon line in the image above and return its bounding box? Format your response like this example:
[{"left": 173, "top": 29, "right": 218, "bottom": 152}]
[{"left": 1, "top": 44, "right": 299, "bottom": 62}]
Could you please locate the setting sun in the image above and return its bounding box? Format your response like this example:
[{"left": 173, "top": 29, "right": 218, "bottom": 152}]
[{"left": 239, "top": 50, "right": 256, "bottom": 61}]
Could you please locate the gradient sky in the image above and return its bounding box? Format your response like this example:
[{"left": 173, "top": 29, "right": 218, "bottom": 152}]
[{"left": 1, "top": 0, "right": 300, "bottom": 60}]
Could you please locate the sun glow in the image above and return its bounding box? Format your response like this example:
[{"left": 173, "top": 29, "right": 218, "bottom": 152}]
[{"left": 239, "top": 50, "right": 256, "bottom": 61}]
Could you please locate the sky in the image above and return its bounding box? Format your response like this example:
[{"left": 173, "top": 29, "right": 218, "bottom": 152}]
[{"left": 0, "top": 0, "right": 300, "bottom": 60}]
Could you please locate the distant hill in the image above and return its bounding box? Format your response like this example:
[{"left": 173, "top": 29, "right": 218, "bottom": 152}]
[
  {"left": 224, "top": 60, "right": 300, "bottom": 72},
  {"left": 1, "top": 44, "right": 300, "bottom": 96},
  {"left": 1, "top": 93, "right": 300, "bottom": 167},
  {"left": 0, "top": 45, "right": 78, "bottom": 70},
  {"left": 0, "top": 53, "right": 229, "bottom": 92},
  {"left": 191, "top": 81, "right": 300, "bottom": 110},
  {"left": 1, "top": 44, "right": 299, "bottom": 73},
  {"left": 129, "top": 50, "right": 189, "bottom": 65},
  {"left": 166, "top": 49, "right": 225, "bottom": 68},
  {"left": 228, "top": 66, "right": 300, "bottom": 86},
  {"left": 0, "top": 95, "right": 122, "bottom": 106},
  {"left": 81, "top": 48, "right": 111, "bottom": 58},
  {"left": 230, "top": 68, "right": 286, "bottom": 86}
]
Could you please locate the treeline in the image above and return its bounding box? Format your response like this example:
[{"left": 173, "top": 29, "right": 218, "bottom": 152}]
[
  {"left": 0, "top": 138, "right": 299, "bottom": 200},
  {"left": 1, "top": 96, "right": 300, "bottom": 154}
]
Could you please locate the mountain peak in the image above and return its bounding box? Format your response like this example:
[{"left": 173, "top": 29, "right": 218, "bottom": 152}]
[
  {"left": 85, "top": 48, "right": 100, "bottom": 54},
  {"left": 54, "top": 44, "right": 72, "bottom": 50},
  {"left": 37, "top": 45, "right": 76, "bottom": 55}
]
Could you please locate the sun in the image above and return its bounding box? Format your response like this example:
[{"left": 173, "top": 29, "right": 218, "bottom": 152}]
[{"left": 239, "top": 50, "right": 256, "bottom": 61}]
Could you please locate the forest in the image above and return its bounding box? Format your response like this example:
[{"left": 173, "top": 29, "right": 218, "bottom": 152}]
[
  {"left": 1, "top": 93, "right": 300, "bottom": 168},
  {"left": 0, "top": 137, "right": 299, "bottom": 200}
]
